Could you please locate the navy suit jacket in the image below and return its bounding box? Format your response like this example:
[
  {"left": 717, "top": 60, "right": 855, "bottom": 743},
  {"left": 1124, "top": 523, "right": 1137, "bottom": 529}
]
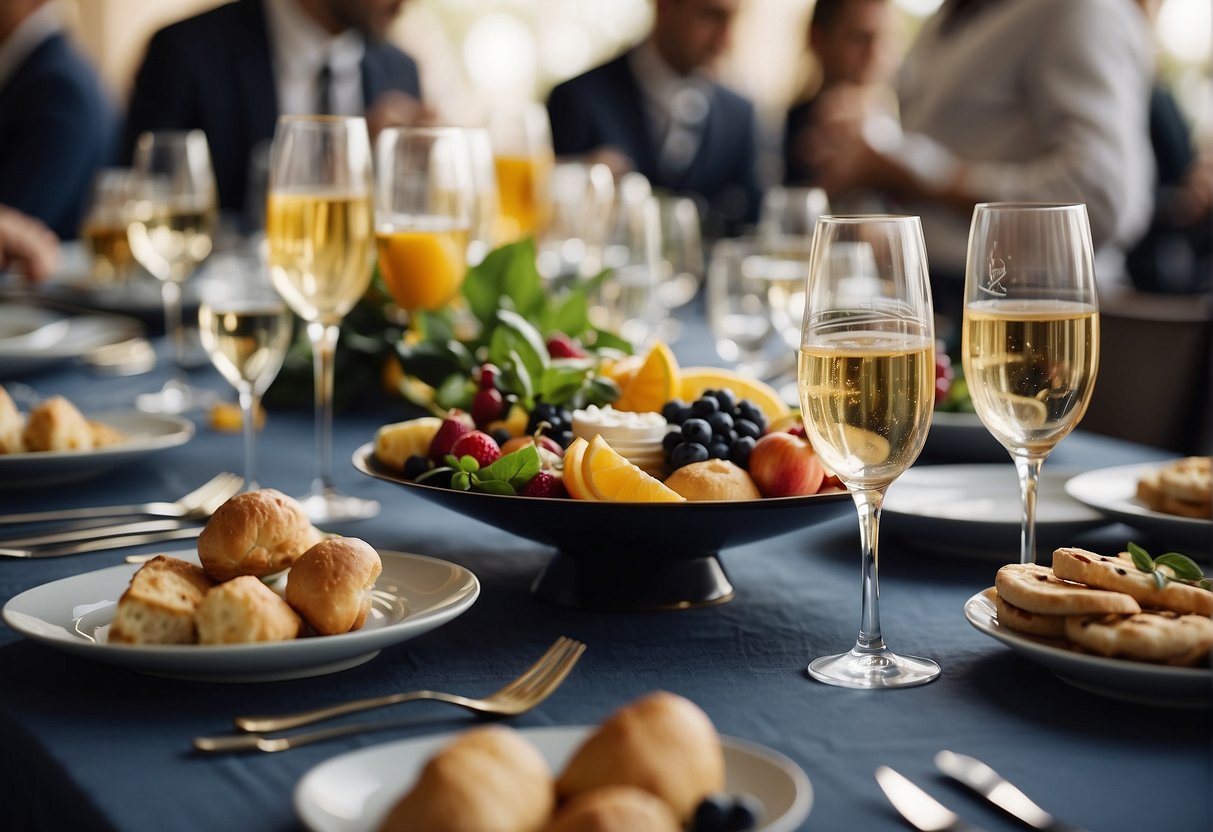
[
  {"left": 546, "top": 51, "right": 761, "bottom": 237},
  {"left": 123, "top": 0, "right": 421, "bottom": 219},
  {"left": 0, "top": 33, "right": 117, "bottom": 239}
]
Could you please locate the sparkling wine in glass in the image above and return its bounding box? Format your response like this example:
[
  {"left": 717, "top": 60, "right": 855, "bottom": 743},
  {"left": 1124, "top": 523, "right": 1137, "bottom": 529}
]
[
  {"left": 81, "top": 168, "right": 137, "bottom": 285},
  {"left": 961, "top": 203, "right": 1099, "bottom": 565},
  {"left": 127, "top": 130, "right": 219, "bottom": 413},
  {"left": 198, "top": 259, "right": 291, "bottom": 491},
  {"left": 798, "top": 214, "right": 939, "bottom": 689},
  {"left": 266, "top": 115, "right": 379, "bottom": 523},
  {"left": 374, "top": 126, "right": 473, "bottom": 315}
]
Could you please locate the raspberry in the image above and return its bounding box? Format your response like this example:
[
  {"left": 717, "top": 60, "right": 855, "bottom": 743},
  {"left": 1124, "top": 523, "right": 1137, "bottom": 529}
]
[
  {"left": 471, "top": 387, "right": 504, "bottom": 427},
  {"left": 545, "top": 332, "right": 586, "bottom": 359},
  {"left": 522, "top": 470, "right": 567, "bottom": 498},
  {"left": 427, "top": 411, "right": 474, "bottom": 462},
  {"left": 448, "top": 430, "right": 502, "bottom": 468}
]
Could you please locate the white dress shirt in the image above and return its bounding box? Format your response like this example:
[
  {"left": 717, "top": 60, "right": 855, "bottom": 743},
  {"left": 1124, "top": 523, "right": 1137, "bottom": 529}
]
[
  {"left": 263, "top": 0, "right": 365, "bottom": 116},
  {"left": 628, "top": 39, "right": 712, "bottom": 178},
  {"left": 0, "top": 1, "right": 63, "bottom": 90}
]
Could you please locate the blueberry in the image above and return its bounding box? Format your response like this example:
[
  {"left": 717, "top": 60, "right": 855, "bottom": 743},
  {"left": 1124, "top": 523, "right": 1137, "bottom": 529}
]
[
  {"left": 670, "top": 442, "right": 709, "bottom": 470},
  {"left": 707, "top": 410, "right": 734, "bottom": 437},
  {"left": 690, "top": 396, "right": 720, "bottom": 418},
  {"left": 693, "top": 794, "right": 731, "bottom": 832},
  {"left": 662, "top": 430, "right": 684, "bottom": 452},
  {"left": 730, "top": 436, "right": 756, "bottom": 468},
  {"left": 680, "top": 418, "right": 712, "bottom": 446},
  {"left": 490, "top": 428, "right": 513, "bottom": 447},
  {"left": 403, "top": 454, "right": 431, "bottom": 481},
  {"left": 726, "top": 794, "right": 761, "bottom": 830},
  {"left": 711, "top": 388, "right": 737, "bottom": 414},
  {"left": 661, "top": 399, "right": 688, "bottom": 424},
  {"left": 734, "top": 418, "right": 762, "bottom": 440},
  {"left": 708, "top": 441, "right": 730, "bottom": 459},
  {"left": 736, "top": 401, "right": 764, "bottom": 428},
  {"left": 553, "top": 429, "right": 574, "bottom": 448}
]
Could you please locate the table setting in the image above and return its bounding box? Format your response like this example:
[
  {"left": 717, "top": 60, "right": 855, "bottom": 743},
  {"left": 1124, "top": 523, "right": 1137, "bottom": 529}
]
[{"left": 0, "top": 131, "right": 1209, "bottom": 832}]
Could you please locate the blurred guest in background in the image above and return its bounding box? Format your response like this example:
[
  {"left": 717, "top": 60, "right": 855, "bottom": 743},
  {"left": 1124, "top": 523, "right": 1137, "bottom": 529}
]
[
  {"left": 123, "top": 0, "right": 427, "bottom": 225},
  {"left": 546, "top": 0, "right": 761, "bottom": 238},
  {"left": 804, "top": 0, "right": 1154, "bottom": 332},
  {"left": 0, "top": 204, "right": 59, "bottom": 282},
  {"left": 782, "top": 0, "right": 898, "bottom": 190},
  {"left": 0, "top": 0, "right": 117, "bottom": 240}
]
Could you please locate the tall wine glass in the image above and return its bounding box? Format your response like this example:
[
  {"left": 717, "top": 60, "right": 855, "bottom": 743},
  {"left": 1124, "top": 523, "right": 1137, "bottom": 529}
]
[
  {"left": 374, "top": 127, "right": 474, "bottom": 315},
  {"left": 266, "top": 115, "right": 379, "bottom": 523},
  {"left": 81, "top": 168, "right": 136, "bottom": 286},
  {"left": 464, "top": 128, "right": 498, "bottom": 268},
  {"left": 127, "top": 130, "right": 219, "bottom": 413},
  {"left": 198, "top": 256, "right": 291, "bottom": 491},
  {"left": 961, "top": 203, "right": 1099, "bottom": 565},
  {"left": 706, "top": 237, "right": 774, "bottom": 377},
  {"left": 798, "top": 214, "right": 939, "bottom": 689},
  {"left": 759, "top": 185, "right": 830, "bottom": 351},
  {"left": 488, "top": 103, "right": 554, "bottom": 245}
]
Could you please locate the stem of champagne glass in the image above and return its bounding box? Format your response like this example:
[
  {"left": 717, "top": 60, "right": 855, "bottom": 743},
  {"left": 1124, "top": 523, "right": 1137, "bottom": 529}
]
[
  {"left": 1013, "top": 453, "right": 1045, "bottom": 565},
  {"left": 308, "top": 320, "right": 340, "bottom": 497},
  {"left": 239, "top": 387, "right": 259, "bottom": 492},
  {"left": 853, "top": 487, "right": 887, "bottom": 653},
  {"left": 161, "top": 280, "right": 186, "bottom": 371}
]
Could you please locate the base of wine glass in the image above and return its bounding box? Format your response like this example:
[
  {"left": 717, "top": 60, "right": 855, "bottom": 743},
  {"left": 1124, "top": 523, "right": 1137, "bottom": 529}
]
[
  {"left": 135, "top": 378, "right": 219, "bottom": 414},
  {"left": 298, "top": 489, "right": 380, "bottom": 525},
  {"left": 808, "top": 646, "right": 940, "bottom": 689}
]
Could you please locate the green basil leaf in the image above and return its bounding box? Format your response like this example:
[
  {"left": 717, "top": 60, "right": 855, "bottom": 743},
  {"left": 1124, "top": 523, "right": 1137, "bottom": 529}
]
[
  {"left": 396, "top": 340, "right": 467, "bottom": 388},
  {"left": 1154, "top": 553, "right": 1206, "bottom": 582},
  {"left": 450, "top": 470, "right": 472, "bottom": 491},
  {"left": 434, "top": 373, "right": 473, "bottom": 411},
  {"left": 472, "top": 478, "right": 516, "bottom": 496},
  {"left": 1127, "top": 542, "right": 1154, "bottom": 573},
  {"left": 582, "top": 376, "right": 622, "bottom": 408},
  {"left": 538, "top": 364, "right": 591, "bottom": 403},
  {"left": 413, "top": 309, "right": 455, "bottom": 344},
  {"left": 544, "top": 289, "right": 590, "bottom": 337},
  {"left": 480, "top": 445, "right": 541, "bottom": 487},
  {"left": 495, "top": 309, "right": 549, "bottom": 377},
  {"left": 500, "top": 239, "right": 545, "bottom": 318},
  {"left": 588, "top": 327, "right": 633, "bottom": 354}
]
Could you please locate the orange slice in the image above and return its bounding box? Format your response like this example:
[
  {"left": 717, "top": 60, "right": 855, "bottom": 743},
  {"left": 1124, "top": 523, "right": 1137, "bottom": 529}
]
[
  {"left": 582, "top": 435, "right": 684, "bottom": 503},
  {"left": 561, "top": 437, "right": 595, "bottom": 500},
  {"left": 613, "top": 341, "right": 679, "bottom": 413},
  {"left": 679, "top": 367, "right": 791, "bottom": 424}
]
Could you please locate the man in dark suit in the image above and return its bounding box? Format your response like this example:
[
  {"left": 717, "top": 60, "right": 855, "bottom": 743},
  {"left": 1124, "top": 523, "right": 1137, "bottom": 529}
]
[
  {"left": 546, "top": 0, "right": 760, "bottom": 238},
  {"left": 0, "top": 0, "right": 118, "bottom": 240},
  {"left": 123, "top": 0, "right": 424, "bottom": 224}
]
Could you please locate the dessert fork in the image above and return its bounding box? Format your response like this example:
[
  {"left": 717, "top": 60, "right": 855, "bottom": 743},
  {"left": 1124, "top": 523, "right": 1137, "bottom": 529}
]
[
  {"left": 193, "top": 637, "right": 586, "bottom": 753},
  {"left": 0, "top": 472, "right": 242, "bottom": 526}
]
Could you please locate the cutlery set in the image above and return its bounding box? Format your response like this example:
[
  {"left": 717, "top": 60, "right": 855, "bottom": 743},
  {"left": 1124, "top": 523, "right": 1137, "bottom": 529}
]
[{"left": 877, "top": 751, "right": 1086, "bottom": 832}]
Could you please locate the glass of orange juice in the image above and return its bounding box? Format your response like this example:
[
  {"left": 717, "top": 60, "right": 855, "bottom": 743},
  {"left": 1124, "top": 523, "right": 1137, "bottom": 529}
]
[
  {"left": 374, "top": 127, "right": 474, "bottom": 314},
  {"left": 488, "top": 104, "right": 554, "bottom": 245}
]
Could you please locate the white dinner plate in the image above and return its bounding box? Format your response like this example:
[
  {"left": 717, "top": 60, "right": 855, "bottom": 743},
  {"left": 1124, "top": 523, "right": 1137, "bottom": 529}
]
[
  {"left": 964, "top": 590, "right": 1211, "bottom": 709},
  {"left": 2, "top": 549, "right": 480, "bottom": 682},
  {"left": 0, "top": 305, "right": 143, "bottom": 377},
  {"left": 1064, "top": 462, "right": 1211, "bottom": 555},
  {"left": 923, "top": 411, "right": 1006, "bottom": 462},
  {"left": 0, "top": 411, "right": 194, "bottom": 488},
  {"left": 883, "top": 464, "right": 1106, "bottom": 557},
  {"left": 294, "top": 725, "right": 814, "bottom": 832}
]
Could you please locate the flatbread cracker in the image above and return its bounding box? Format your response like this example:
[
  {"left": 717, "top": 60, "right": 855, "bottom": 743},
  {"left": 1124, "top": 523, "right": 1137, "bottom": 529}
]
[
  {"left": 995, "top": 563, "right": 1141, "bottom": 616},
  {"left": 1159, "top": 456, "right": 1211, "bottom": 505},
  {"left": 994, "top": 593, "right": 1067, "bottom": 638},
  {"left": 1064, "top": 611, "right": 1213, "bottom": 663},
  {"left": 1052, "top": 548, "right": 1213, "bottom": 616}
]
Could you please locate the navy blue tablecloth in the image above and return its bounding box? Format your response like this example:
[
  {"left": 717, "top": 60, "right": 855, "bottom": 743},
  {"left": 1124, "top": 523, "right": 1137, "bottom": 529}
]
[{"left": 0, "top": 333, "right": 1208, "bottom": 832}]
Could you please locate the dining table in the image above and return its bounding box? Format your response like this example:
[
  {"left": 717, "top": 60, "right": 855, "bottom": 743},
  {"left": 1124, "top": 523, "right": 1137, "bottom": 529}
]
[{"left": 0, "top": 295, "right": 1209, "bottom": 832}]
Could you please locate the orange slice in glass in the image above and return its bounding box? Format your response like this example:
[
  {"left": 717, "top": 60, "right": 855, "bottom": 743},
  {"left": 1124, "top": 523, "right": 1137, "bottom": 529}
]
[{"left": 581, "top": 435, "right": 685, "bottom": 503}]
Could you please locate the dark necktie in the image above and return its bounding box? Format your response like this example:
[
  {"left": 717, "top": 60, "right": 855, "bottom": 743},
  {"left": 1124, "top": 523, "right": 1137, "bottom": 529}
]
[{"left": 317, "top": 62, "right": 333, "bottom": 115}]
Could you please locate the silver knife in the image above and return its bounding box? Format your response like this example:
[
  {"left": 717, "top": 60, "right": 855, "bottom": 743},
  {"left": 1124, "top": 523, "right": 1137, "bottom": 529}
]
[
  {"left": 875, "top": 766, "right": 987, "bottom": 832},
  {"left": 0, "top": 526, "right": 203, "bottom": 558},
  {"left": 0, "top": 518, "right": 191, "bottom": 548},
  {"left": 936, "top": 751, "right": 1087, "bottom": 832}
]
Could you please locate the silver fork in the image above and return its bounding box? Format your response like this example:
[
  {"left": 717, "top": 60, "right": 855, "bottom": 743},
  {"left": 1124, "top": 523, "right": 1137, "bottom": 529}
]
[
  {"left": 193, "top": 637, "right": 586, "bottom": 754},
  {"left": 0, "top": 472, "right": 243, "bottom": 526}
]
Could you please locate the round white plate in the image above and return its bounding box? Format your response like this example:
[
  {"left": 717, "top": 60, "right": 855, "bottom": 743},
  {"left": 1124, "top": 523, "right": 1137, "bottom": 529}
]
[
  {"left": 924, "top": 411, "right": 1006, "bottom": 462},
  {"left": 2, "top": 549, "right": 479, "bottom": 682},
  {"left": 0, "top": 411, "right": 194, "bottom": 488},
  {"left": 294, "top": 725, "right": 813, "bottom": 832},
  {"left": 0, "top": 307, "right": 142, "bottom": 376},
  {"left": 1064, "top": 462, "right": 1211, "bottom": 555},
  {"left": 883, "top": 464, "right": 1106, "bottom": 557},
  {"left": 964, "top": 590, "right": 1211, "bottom": 709}
]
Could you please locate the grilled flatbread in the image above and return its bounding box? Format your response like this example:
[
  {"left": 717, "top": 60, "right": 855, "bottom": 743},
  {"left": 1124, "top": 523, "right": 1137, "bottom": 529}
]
[
  {"left": 1052, "top": 548, "right": 1212, "bottom": 616},
  {"left": 995, "top": 563, "right": 1140, "bottom": 616},
  {"left": 994, "top": 592, "right": 1067, "bottom": 638},
  {"left": 1064, "top": 611, "right": 1213, "bottom": 663}
]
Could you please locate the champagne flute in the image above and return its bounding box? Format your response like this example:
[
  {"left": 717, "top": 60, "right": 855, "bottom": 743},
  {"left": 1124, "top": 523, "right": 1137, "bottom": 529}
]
[
  {"left": 595, "top": 191, "right": 667, "bottom": 349},
  {"left": 961, "top": 203, "right": 1099, "bottom": 565},
  {"left": 266, "top": 115, "right": 379, "bottom": 523},
  {"left": 374, "top": 126, "right": 474, "bottom": 315},
  {"left": 798, "top": 214, "right": 939, "bottom": 689},
  {"left": 127, "top": 130, "right": 219, "bottom": 413},
  {"left": 705, "top": 237, "right": 773, "bottom": 376},
  {"left": 488, "top": 103, "right": 554, "bottom": 245},
  {"left": 198, "top": 256, "right": 291, "bottom": 491}
]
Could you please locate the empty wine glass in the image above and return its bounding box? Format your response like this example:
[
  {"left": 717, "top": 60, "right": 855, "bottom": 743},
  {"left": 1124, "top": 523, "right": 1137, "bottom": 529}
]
[
  {"left": 198, "top": 256, "right": 291, "bottom": 491},
  {"left": 594, "top": 190, "right": 667, "bottom": 349},
  {"left": 537, "top": 160, "right": 615, "bottom": 283},
  {"left": 759, "top": 186, "right": 830, "bottom": 351},
  {"left": 464, "top": 128, "right": 498, "bottom": 267},
  {"left": 962, "top": 203, "right": 1099, "bottom": 565},
  {"left": 127, "top": 130, "right": 219, "bottom": 413},
  {"left": 266, "top": 115, "right": 379, "bottom": 523},
  {"left": 799, "top": 214, "right": 939, "bottom": 689},
  {"left": 706, "top": 237, "right": 773, "bottom": 376},
  {"left": 657, "top": 195, "right": 705, "bottom": 309}
]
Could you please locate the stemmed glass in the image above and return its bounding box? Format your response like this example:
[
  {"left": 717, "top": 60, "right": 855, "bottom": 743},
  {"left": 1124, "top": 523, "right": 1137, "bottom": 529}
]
[
  {"left": 464, "top": 128, "right": 498, "bottom": 267},
  {"left": 266, "top": 115, "right": 379, "bottom": 523},
  {"left": 594, "top": 191, "right": 667, "bottom": 349},
  {"left": 759, "top": 185, "right": 830, "bottom": 351},
  {"left": 127, "top": 130, "right": 219, "bottom": 413},
  {"left": 706, "top": 237, "right": 773, "bottom": 377},
  {"left": 488, "top": 103, "right": 554, "bottom": 245},
  {"left": 374, "top": 127, "right": 474, "bottom": 315},
  {"left": 197, "top": 257, "right": 291, "bottom": 491},
  {"left": 961, "top": 203, "right": 1099, "bottom": 565},
  {"left": 80, "top": 168, "right": 136, "bottom": 286},
  {"left": 799, "top": 214, "right": 939, "bottom": 689}
]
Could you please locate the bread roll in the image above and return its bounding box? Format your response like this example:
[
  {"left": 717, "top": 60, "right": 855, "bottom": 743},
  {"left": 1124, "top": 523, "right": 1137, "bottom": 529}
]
[
  {"left": 195, "top": 575, "right": 302, "bottom": 644},
  {"left": 285, "top": 537, "right": 383, "bottom": 634},
  {"left": 0, "top": 384, "right": 23, "bottom": 453},
  {"left": 88, "top": 420, "right": 126, "bottom": 448},
  {"left": 197, "top": 489, "right": 323, "bottom": 581},
  {"left": 556, "top": 691, "right": 725, "bottom": 823},
  {"left": 109, "top": 556, "right": 215, "bottom": 644},
  {"left": 378, "top": 726, "right": 554, "bottom": 832},
  {"left": 663, "top": 459, "right": 761, "bottom": 501},
  {"left": 22, "top": 396, "right": 92, "bottom": 452},
  {"left": 542, "top": 786, "right": 680, "bottom": 832}
]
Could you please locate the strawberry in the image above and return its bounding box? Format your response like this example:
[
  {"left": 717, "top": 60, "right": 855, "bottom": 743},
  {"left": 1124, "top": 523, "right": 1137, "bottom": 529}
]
[
  {"left": 428, "top": 411, "right": 474, "bottom": 462},
  {"left": 545, "top": 332, "right": 586, "bottom": 359},
  {"left": 522, "top": 470, "right": 567, "bottom": 498},
  {"left": 448, "top": 430, "right": 502, "bottom": 468},
  {"left": 471, "top": 387, "right": 505, "bottom": 427}
]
